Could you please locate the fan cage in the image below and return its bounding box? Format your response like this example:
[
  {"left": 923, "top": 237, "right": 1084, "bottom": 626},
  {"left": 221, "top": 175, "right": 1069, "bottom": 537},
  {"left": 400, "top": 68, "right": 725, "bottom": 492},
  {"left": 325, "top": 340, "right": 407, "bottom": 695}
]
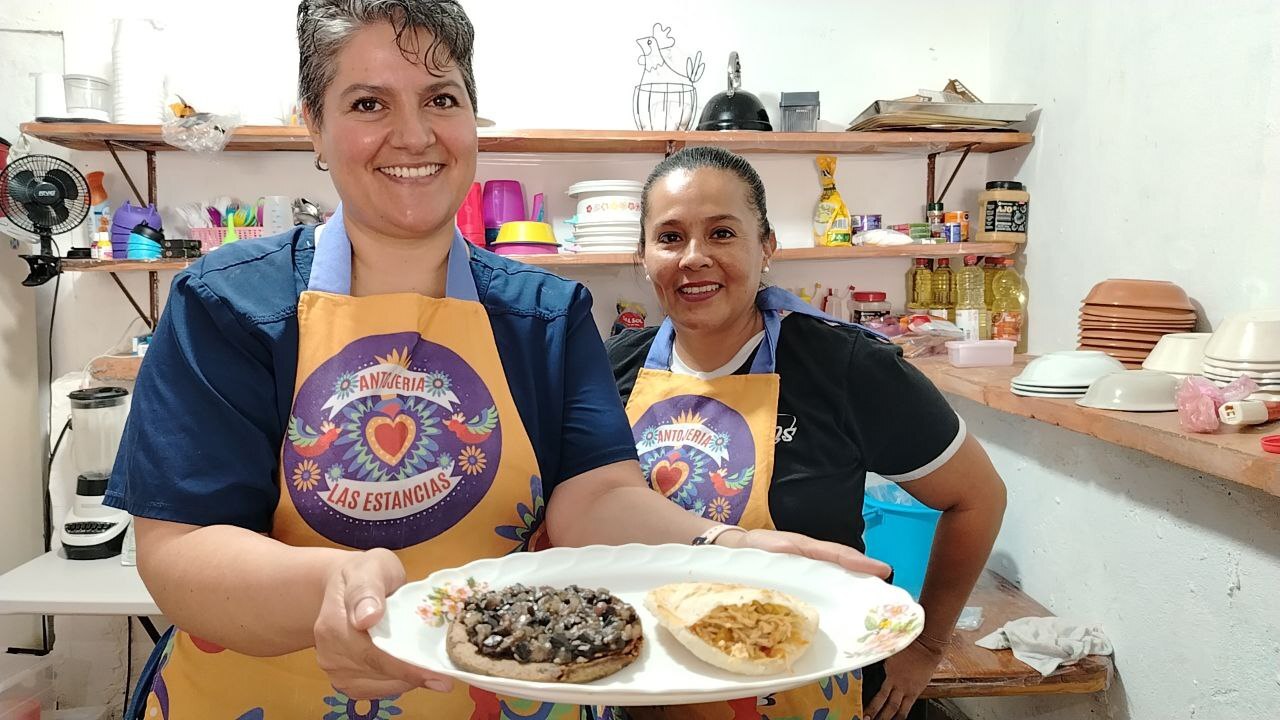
[{"left": 0, "top": 154, "right": 92, "bottom": 235}]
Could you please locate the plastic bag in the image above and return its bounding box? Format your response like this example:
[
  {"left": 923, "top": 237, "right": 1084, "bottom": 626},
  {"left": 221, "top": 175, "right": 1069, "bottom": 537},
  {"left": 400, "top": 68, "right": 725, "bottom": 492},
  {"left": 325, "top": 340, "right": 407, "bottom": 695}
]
[
  {"left": 163, "top": 113, "right": 240, "bottom": 154},
  {"left": 612, "top": 300, "right": 647, "bottom": 336},
  {"left": 1176, "top": 375, "right": 1259, "bottom": 432},
  {"left": 812, "top": 155, "right": 851, "bottom": 246},
  {"left": 891, "top": 316, "right": 964, "bottom": 358}
]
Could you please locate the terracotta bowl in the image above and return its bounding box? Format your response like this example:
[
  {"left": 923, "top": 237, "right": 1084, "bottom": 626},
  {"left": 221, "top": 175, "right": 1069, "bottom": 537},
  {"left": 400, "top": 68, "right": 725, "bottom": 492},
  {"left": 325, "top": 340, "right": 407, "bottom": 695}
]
[
  {"left": 1080, "top": 321, "right": 1195, "bottom": 332},
  {"left": 1078, "top": 344, "right": 1151, "bottom": 360},
  {"left": 1081, "top": 304, "right": 1197, "bottom": 321},
  {"left": 1077, "top": 336, "right": 1160, "bottom": 351},
  {"left": 1079, "top": 328, "right": 1174, "bottom": 341},
  {"left": 1083, "top": 279, "right": 1194, "bottom": 310}
]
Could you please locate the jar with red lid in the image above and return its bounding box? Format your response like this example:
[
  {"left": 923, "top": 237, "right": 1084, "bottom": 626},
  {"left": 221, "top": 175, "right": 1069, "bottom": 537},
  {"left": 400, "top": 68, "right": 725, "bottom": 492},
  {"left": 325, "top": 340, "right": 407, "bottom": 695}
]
[{"left": 852, "top": 290, "right": 891, "bottom": 324}]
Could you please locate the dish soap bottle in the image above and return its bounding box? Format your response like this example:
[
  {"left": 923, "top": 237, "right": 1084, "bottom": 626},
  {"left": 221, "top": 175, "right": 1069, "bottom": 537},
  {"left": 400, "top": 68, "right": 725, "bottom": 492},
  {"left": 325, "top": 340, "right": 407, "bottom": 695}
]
[
  {"left": 991, "top": 257, "right": 1026, "bottom": 351},
  {"left": 930, "top": 257, "right": 955, "bottom": 322},
  {"left": 954, "top": 255, "right": 987, "bottom": 341}
]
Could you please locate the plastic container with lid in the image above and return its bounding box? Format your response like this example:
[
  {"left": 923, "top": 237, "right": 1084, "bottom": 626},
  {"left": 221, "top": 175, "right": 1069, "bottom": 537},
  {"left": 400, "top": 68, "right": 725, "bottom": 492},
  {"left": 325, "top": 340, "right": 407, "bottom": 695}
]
[
  {"left": 851, "top": 291, "right": 891, "bottom": 324},
  {"left": 926, "top": 202, "right": 945, "bottom": 243},
  {"left": 975, "top": 181, "right": 1029, "bottom": 243},
  {"left": 945, "top": 339, "right": 1016, "bottom": 368},
  {"left": 63, "top": 74, "right": 112, "bottom": 122},
  {"left": 566, "top": 180, "right": 643, "bottom": 225}
]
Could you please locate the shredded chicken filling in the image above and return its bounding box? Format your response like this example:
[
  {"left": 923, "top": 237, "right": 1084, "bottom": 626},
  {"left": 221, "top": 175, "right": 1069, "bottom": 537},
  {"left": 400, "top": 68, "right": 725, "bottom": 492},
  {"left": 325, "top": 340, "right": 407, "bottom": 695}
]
[{"left": 689, "top": 601, "right": 802, "bottom": 661}]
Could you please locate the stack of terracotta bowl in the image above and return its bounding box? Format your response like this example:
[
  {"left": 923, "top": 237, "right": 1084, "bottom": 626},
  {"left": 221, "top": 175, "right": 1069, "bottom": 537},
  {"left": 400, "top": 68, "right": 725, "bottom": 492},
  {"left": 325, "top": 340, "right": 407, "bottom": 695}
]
[{"left": 1079, "top": 279, "right": 1196, "bottom": 368}]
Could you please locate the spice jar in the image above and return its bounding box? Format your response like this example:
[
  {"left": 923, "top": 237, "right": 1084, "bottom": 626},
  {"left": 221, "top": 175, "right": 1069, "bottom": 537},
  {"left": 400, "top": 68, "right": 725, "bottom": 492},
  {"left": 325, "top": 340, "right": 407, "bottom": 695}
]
[
  {"left": 975, "top": 181, "right": 1029, "bottom": 243},
  {"left": 852, "top": 291, "right": 891, "bottom": 324},
  {"left": 926, "top": 202, "right": 945, "bottom": 243}
]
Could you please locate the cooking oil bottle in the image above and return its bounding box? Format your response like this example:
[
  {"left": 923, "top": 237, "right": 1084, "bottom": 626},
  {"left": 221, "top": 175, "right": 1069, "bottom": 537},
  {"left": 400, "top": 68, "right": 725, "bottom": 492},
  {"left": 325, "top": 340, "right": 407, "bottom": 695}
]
[
  {"left": 991, "top": 257, "right": 1026, "bottom": 351},
  {"left": 954, "top": 255, "right": 988, "bottom": 340},
  {"left": 906, "top": 258, "right": 933, "bottom": 313},
  {"left": 983, "top": 257, "right": 998, "bottom": 311},
  {"left": 930, "top": 257, "right": 955, "bottom": 321}
]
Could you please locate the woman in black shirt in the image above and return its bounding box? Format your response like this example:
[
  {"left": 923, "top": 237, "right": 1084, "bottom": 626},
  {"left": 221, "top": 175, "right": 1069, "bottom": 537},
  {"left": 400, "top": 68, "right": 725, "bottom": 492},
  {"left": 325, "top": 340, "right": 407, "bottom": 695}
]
[{"left": 607, "top": 147, "right": 1007, "bottom": 720}]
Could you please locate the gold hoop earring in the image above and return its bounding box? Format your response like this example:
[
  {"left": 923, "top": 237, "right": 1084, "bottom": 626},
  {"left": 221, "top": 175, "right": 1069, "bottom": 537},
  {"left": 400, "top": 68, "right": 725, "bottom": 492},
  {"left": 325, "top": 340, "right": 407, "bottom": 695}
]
[{"left": 314, "top": 156, "right": 328, "bottom": 172}]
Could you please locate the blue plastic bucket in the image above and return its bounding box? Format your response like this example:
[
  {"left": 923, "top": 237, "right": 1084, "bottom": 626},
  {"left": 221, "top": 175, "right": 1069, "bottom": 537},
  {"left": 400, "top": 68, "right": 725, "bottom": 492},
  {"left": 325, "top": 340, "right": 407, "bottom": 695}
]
[{"left": 862, "top": 482, "right": 941, "bottom": 600}]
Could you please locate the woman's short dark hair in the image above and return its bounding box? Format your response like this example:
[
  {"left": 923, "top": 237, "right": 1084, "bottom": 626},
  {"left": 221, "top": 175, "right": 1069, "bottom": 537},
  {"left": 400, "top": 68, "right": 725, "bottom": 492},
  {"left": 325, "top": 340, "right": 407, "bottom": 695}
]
[
  {"left": 297, "top": 0, "right": 477, "bottom": 125},
  {"left": 638, "top": 146, "right": 771, "bottom": 255}
]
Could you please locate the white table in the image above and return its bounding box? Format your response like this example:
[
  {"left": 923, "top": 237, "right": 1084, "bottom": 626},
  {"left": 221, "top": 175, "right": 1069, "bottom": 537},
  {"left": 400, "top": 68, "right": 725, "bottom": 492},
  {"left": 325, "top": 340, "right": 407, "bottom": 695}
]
[
  {"left": 0, "top": 551, "right": 159, "bottom": 617},
  {"left": 0, "top": 550, "right": 163, "bottom": 651}
]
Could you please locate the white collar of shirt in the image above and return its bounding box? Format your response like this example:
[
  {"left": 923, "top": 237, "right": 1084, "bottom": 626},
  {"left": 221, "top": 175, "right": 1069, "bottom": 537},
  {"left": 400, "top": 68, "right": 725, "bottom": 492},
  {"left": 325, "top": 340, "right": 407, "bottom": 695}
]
[{"left": 670, "top": 330, "right": 766, "bottom": 380}]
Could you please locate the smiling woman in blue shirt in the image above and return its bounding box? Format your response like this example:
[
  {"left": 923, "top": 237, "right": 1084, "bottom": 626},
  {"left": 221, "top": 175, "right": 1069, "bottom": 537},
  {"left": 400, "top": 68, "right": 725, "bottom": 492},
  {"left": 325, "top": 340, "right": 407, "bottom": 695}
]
[{"left": 104, "top": 1, "right": 891, "bottom": 718}]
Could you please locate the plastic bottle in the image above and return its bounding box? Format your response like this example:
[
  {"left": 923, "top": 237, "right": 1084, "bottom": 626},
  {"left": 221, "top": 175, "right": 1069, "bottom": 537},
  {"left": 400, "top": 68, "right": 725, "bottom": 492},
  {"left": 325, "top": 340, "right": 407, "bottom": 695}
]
[
  {"left": 954, "top": 255, "right": 987, "bottom": 341},
  {"left": 906, "top": 258, "right": 932, "bottom": 313},
  {"left": 930, "top": 258, "right": 955, "bottom": 322},
  {"left": 983, "top": 257, "right": 998, "bottom": 310},
  {"left": 991, "top": 258, "right": 1026, "bottom": 351}
]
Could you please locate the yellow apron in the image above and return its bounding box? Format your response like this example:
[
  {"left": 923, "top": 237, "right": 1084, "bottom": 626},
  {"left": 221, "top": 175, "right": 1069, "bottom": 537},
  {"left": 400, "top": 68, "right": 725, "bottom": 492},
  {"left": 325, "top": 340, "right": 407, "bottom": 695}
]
[
  {"left": 139, "top": 207, "right": 589, "bottom": 719},
  {"left": 623, "top": 288, "right": 873, "bottom": 720}
]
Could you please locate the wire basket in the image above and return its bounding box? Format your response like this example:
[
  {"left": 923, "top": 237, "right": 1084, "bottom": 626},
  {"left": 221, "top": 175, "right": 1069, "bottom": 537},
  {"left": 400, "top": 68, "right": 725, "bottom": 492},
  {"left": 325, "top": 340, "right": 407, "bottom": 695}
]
[
  {"left": 633, "top": 83, "right": 697, "bottom": 131},
  {"left": 190, "top": 226, "right": 265, "bottom": 251}
]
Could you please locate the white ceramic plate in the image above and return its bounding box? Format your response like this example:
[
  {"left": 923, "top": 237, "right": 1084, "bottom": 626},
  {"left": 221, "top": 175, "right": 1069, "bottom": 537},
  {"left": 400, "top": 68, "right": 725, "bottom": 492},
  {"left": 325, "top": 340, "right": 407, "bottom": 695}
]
[
  {"left": 370, "top": 544, "right": 922, "bottom": 705},
  {"left": 1011, "top": 382, "right": 1090, "bottom": 391}
]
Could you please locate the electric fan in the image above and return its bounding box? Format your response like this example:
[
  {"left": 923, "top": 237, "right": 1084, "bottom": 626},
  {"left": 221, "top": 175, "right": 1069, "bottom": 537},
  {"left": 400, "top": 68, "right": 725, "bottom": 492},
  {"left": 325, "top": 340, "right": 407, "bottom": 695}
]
[{"left": 0, "top": 154, "right": 90, "bottom": 286}]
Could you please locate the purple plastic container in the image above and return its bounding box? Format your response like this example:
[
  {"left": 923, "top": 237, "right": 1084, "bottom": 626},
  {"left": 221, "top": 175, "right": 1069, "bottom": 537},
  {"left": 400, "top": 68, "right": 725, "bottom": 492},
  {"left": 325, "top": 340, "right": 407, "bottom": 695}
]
[
  {"left": 110, "top": 202, "right": 162, "bottom": 256},
  {"left": 482, "top": 180, "right": 525, "bottom": 233}
]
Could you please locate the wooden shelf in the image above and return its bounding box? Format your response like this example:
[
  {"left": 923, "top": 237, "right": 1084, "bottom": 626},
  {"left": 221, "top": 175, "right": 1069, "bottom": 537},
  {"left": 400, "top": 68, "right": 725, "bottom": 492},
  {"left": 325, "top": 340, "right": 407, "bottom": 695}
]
[
  {"left": 21, "top": 123, "right": 1033, "bottom": 156},
  {"left": 60, "top": 242, "right": 1017, "bottom": 275},
  {"left": 61, "top": 258, "right": 191, "bottom": 272},
  {"left": 911, "top": 356, "right": 1280, "bottom": 496},
  {"left": 924, "top": 570, "right": 1112, "bottom": 699}
]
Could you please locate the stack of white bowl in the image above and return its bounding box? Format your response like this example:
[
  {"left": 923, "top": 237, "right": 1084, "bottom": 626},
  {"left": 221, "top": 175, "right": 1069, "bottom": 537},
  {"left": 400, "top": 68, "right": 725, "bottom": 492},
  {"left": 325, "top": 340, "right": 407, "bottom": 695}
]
[
  {"left": 565, "top": 180, "right": 642, "bottom": 253},
  {"left": 1202, "top": 309, "right": 1280, "bottom": 402},
  {"left": 1010, "top": 351, "right": 1126, "bottom": 398},
  {"left": 112, "top": 19, "right": 166, "bottom": 124}
]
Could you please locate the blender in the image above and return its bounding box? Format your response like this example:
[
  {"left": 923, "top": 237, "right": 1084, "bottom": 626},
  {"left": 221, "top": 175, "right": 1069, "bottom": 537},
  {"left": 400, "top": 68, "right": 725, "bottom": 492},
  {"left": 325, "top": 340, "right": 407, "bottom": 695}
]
[{"left": 64, "top": 387, "right": 131, "bottom": 560}]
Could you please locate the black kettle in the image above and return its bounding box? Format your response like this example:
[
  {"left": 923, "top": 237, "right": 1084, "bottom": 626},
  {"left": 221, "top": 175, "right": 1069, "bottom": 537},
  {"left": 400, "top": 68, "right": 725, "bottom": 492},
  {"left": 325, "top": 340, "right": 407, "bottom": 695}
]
[{"left": 696, "top": 51, "right": 773, "bottom": 132}]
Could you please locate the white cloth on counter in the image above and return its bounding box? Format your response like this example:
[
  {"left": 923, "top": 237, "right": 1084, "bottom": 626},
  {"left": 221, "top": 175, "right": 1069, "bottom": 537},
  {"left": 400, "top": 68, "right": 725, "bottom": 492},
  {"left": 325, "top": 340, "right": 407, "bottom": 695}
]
[{"left": 976, "top": 616, "right": 1114, "bottom": 676}]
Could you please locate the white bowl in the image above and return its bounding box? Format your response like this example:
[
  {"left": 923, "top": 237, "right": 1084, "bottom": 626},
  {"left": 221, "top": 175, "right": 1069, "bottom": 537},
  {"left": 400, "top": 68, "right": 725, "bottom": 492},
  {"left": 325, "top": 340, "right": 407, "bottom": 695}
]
[
  {"left": 1203, "top": 309, "right": 1280, "bottom": 363},
  {"left": 1201, "top": 357, "right": 1280, "bottom": 372},
  {"left": 1011, "top": 380, "right": 1090, "bottom": 391},
  {"left": 1142, "top": 332, "right": 1211, "bottom": 375},
  {"left": 1200, "top": 364, "right": 1280, "bottom": 380},
  {"left": 1076, "top": 370, "right": 1178, "bottom": 412},
  {"left": 1013, "top": 351, "right": 1127, "bottom": 388},
  {"left": 1012, "top": 387, "right": 1087, "bottom": 398},
  {"left": 567, "top": 180, "right": 643, "bottom": 225}
]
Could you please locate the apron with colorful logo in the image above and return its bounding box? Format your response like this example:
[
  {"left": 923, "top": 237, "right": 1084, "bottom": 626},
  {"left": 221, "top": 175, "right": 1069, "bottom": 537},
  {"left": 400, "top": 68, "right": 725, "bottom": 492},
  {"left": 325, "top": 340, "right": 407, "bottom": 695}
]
[
  {"left": 623, "top": 287, "right": 876, "bottom": 720},
  {"left": 137, "top": 207, "right": 589, "bottom": 719}
]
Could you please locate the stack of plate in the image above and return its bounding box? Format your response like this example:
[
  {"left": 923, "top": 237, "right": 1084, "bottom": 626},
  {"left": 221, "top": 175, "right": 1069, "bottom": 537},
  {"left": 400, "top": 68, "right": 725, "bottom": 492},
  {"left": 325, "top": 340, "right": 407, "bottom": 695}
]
[
  {"left": 1010, "top": 350, "right": 1126, "bottom": 398},
  {"left": 566, "top": 180, "right": 642, "bottom": 254},
  {"left": 1079, "top": 279, "right": 1196, "bottom": 368},
  {"left": 1202, "top": 309, "right": 1280, "bottom": 401}
]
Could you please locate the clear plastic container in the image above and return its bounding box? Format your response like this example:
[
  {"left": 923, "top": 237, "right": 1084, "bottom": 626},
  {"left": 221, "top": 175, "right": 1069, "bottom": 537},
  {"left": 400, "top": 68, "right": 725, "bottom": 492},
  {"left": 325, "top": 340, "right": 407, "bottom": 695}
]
[
  {"left": 851, "top": 291, "right": 891, "bottom": 324},
  {"left": 945, "top": 339, "right": 1016, "bottom": 368},
  {"left": 0, "top": 655, "right": 53, "bottom": 720},
  {"left": 63, "top": 75, "right": 111, "bottom": 121}
]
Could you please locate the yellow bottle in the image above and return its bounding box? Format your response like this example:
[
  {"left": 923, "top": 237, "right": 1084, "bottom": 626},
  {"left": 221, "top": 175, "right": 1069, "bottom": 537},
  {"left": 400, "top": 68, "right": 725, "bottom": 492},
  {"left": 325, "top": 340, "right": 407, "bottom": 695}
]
[
  {"left": 954, "top": 255, "right": 988, "bottom": 340},
  {"left": 906, "top": 258, "right": 932, "bottom": 313},
  {"left": 930, "top": 258, "right": 955, "bottom": 322},
  {"left": 991, "top": 258, "right": 1026, "bottom": 351},
  {"left": 983, "top": 257, "right": 998, "bottom": 310}
]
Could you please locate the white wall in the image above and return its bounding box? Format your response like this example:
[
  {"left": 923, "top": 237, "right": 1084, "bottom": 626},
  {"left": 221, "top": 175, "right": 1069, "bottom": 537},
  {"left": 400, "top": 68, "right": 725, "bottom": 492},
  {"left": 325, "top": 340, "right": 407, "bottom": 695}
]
[
  {"left": 953, "top": 2, "right": 1280, "bottom": 719},
  {"left": 3, "top": 1, "right": 997, "bottom": 717}
]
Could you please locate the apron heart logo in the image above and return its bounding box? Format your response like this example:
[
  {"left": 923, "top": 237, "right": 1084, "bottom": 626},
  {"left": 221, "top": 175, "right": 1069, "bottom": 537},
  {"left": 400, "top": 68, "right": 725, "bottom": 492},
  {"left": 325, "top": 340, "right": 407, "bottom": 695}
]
[
  {"left": 365, "top": 414, "right": 417, "bottom": 467},
  {"left": 650, "top": 459, "right": 691, "bottom": 497}
]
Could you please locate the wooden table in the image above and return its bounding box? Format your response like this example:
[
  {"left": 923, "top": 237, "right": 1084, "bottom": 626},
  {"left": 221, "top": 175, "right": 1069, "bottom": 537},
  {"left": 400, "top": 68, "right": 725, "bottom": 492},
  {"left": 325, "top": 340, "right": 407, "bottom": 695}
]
[{"left": 922, "top": 570, "right": 1113, "bottom": 698}]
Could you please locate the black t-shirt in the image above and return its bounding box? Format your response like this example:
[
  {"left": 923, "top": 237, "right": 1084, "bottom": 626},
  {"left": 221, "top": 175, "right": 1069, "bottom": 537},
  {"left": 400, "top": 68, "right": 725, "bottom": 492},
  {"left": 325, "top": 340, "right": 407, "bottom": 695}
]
[{"left": 606, "top": 314, "right": 963, "bottom": 552}]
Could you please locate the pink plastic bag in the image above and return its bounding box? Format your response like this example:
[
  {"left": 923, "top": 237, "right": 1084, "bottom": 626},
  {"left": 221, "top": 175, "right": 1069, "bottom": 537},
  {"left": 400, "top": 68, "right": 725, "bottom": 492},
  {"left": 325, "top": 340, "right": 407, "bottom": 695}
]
[{"left": 1177, "top": 375, "right": 1259, "bottom": 432}]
